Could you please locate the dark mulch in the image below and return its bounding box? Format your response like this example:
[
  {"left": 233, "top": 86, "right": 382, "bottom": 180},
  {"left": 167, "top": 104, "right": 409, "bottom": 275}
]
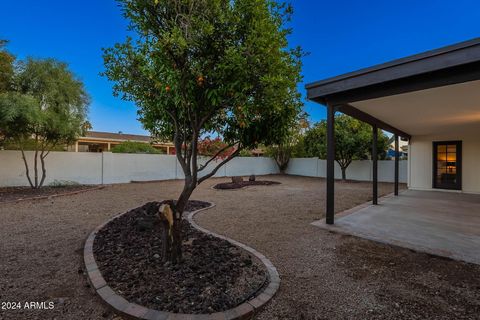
[
  {"left": 93, "top": 200, "right": 267, "bottom": 314},
  {"left": 0, "top": 185, "right": 96, "bottom": 203},
  {"left": 213, "top": 180, "right": 281, "bottom": 190}
]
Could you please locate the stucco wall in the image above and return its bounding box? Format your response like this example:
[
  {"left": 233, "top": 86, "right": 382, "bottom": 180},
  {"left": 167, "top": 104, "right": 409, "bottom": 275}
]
[
  {"left": 286, "top": 157, "right": 408, "bottom": 183},
  {"left": 0, "top": 151, "right": 278, "bottom": 187},
  {"left": 409, "top": 134, "right": 480, "bottom": 194},
  {"left": 0, "top": 151, "right": 103, "bottom": 186}
]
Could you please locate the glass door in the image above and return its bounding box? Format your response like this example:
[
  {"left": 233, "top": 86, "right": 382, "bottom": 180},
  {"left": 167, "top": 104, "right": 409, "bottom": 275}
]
[{"left": 433, "top": 141, "right": 462, "bottom": 190}]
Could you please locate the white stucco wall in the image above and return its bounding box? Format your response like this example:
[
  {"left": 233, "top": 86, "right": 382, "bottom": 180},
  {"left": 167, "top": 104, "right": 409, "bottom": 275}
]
[
  {"left": 0, "top": 151, "right": 279, "bottom": 187},
  {"left": 0, "top": 151, "right": 102, "bottom": 186},
  {"left": 286, "top": 157, "right": 407, "bottom": 183},
  {"left": 409, "top": 134, "right": 480, "bottom": 194},
  {"left": 103, "top": 153, "right": 178, "bottom": 184}
]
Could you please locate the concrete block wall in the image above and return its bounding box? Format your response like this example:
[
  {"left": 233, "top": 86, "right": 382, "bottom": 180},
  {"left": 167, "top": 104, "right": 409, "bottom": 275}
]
[
  {"left": 0, "top": 151, "right": 405, "bottom": 187},
  {"left": 0, "top": 151, "right": 279, "bottom": 187},
  {"left": 285, "top": 157, "right": 407, "bottom": 183}
]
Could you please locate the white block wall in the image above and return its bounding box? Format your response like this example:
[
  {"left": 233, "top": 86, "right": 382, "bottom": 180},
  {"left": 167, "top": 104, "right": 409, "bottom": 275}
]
[
  {"left": 0, "top": 151, "right": 279, "bottom": 187},
  {"left": 285, "top": 157, "right": 407, "bottom": 183}
]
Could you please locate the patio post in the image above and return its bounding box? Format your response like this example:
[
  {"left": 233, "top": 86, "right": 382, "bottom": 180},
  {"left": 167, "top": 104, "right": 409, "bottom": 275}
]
[
  {"left": 326, "top": 103, "right": 335, "bottom": 224},
  {"left": 394, "top": 134, "right": 399, "bottom": 196},
  {"left": 372, "top": 124, "right": 378, "bottom": 205}
]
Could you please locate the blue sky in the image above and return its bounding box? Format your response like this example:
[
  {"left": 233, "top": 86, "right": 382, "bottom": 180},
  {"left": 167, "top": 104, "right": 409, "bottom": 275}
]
[{"left": 1, "top": 1, "right": 480, "bottom": 135}]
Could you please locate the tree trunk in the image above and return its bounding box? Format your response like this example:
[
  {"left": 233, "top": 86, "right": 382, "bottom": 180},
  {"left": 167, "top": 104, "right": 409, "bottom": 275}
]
[
  {"left": 39, "top": 151, "right": 47, "bottom": 188},
  {"left": 20, "top": 149, "right": 34, "bottom": 188},
  {"left": 159, "top": 183, "right": 195, "bottom": 264},
  {"left": 33, "top": 147, "right": 39, "bottom": 188},
  {"left": 341, "top": 167, "right": 347, "bottom": 181}
]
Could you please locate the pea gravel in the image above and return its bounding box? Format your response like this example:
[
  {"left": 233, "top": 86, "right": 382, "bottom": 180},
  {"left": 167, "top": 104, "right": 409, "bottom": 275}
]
[{"left": 1, "top": 175, "right": 478, "bottom": 320}]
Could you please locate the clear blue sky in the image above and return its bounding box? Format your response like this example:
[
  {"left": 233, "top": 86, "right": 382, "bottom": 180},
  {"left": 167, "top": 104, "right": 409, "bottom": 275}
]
[{"left": 1, "top": 1, "right": 480, "bottom": 134}]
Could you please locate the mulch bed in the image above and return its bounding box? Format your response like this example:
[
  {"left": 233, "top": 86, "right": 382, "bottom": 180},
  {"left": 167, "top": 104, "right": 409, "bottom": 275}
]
[
  {"left": 93, "top": 200, "right": 267, "bottom": 314},
  {"left": 213, "top": 180, "right": 281, "bottom": 190},
  {"left": 0, "top": 185, "right": 96, "bottom": 203}
]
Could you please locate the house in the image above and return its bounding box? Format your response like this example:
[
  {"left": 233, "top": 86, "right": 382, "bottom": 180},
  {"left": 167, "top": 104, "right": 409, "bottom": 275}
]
[
  {"left": 306, "top": 38, "right": 480, "bottom": 264},
  {"left": 386, "top": 138, "right": 408, "bottom": 159},
  {"left": 69, "top": 131, "right": 175, "bottom": 154}
]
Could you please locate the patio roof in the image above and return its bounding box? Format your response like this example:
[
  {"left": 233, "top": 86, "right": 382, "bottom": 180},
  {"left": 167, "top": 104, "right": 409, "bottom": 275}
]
[
  {"left": 306, "top": 38, "right": 480, "bottom": 224},
  {"left": 306, "top": 37, "right": 480, "bottom": 139}
]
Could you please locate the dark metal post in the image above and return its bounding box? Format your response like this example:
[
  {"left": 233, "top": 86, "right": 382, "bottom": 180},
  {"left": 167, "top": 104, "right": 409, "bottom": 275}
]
[
  {"left": 394, "top": 134, "right": 399, "bottom": 196},
  {"left": 326, "top": 104, "right": 335, "bottom": 224},
  {"left": 372, "top": 125, "right": 378, "bottom": 205}
]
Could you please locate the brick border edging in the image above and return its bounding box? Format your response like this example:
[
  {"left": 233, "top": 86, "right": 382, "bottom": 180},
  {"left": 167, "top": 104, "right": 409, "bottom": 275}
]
[
  {"left": 84, "top": 201, "right": 280, "bottom": 320},
  {"left": 2, "top": 185, "right": 106, "bottom": 205}
]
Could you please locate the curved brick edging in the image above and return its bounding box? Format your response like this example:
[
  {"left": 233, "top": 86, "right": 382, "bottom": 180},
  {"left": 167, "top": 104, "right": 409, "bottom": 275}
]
[{"left": 84, "top": 201, "right": 280, "bottom": 320}]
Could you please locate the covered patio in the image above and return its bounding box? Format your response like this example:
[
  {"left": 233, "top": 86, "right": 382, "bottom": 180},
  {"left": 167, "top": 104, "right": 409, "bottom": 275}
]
[
  {"left": 313, "top": 190, "right": 480, "bottom": 264},
  {"left": 306, "top": 38, "right": 480, "bottom": 263}
]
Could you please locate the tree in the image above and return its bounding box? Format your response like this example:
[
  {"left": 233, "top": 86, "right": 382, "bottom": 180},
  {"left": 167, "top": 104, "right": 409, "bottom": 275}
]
[
  {"left": 0, "top": 58, "right": 89, "bottom": 188},
  {"left": 304, "top": 114, "right": 389, "bottom": 181},
  {"left": 198, "top": 137, "right": 235, "bottom": 160},
  {"left": 103, "top": 0, "right": 303, "bottom": 263},
  {"left": 0, "top": 40, "right": 15, "bottom": 147},
  {"left": 0, "top": 40, "right": 15, "bottom": 94},
  {"left": 266, "top": 112, "right": 309, "bottom": 172}
]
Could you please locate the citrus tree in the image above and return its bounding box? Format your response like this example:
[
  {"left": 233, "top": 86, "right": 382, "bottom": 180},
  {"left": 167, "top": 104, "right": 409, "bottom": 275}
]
[
  {"left": 103, "top": 0, "right": 303, "bottom": 262},
  {"left": 304, "top": 114, "right": 389, "bottom": 181}
]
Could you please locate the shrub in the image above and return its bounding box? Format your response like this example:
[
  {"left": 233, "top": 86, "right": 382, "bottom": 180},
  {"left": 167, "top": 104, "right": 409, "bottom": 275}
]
[{"left": 111, "top": 141, "right": 164, "bottom": 154}]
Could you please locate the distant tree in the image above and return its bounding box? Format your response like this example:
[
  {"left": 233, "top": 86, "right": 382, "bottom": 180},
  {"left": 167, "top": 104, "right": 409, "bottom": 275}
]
[
  {"left": 266, "top": 112, "right": 309, "bottom": 172},
  {"left": 198, "top": 137, "right": 235, "bottom": 160},
  {"left": 304, "top": 114, "right": 389, "bottom": 181},
  {"left": 0, "top": 40, "right": 15, "bottom": 94},
  {"left": 103, "top": 0, "right": 303, "bottom": 263},
  {"left": 0, "top": 58, "right": 89, "bottom": 188},
  {"left": 112, "top": 141, "right": 163, "bottom": 154},
  {"left": 82, "top": 120, "right": 93, "bottom": 132}
]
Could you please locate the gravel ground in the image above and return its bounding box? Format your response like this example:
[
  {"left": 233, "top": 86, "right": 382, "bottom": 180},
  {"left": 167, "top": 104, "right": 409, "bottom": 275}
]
[{"left": 0, "top": 175, "right": 478, "bottom": 320}]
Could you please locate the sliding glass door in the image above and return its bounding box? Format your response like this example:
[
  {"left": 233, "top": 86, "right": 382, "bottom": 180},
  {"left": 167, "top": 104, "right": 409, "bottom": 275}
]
[{"left": 433, "top": 141, "right": 462, "bottom": 190}]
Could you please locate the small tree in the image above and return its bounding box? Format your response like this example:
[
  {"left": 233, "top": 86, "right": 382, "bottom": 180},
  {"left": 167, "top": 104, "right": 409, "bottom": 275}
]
[
  {"left": 103, "top": 0, "right": 303, "bottom": 263},
  {"left": 0, "top": 58, "right": 89, "bottom": 188},
  {"left": 266, "top": 113, "right": 309, "bottom": 172},
  {"left": 304, "top": 114, "right": 389, "bottom": 181}
]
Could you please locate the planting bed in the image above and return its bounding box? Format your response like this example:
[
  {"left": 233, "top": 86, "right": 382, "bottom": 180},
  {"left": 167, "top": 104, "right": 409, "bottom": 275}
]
[
  {"left": 93, "top": 200, "right": 267, "bottom": 314},
  {"left": 0, "top": 185, "right": 98, "bottom": 203},
  {"left": 213, "top": 180, "right": 280, "bottom": 190}
]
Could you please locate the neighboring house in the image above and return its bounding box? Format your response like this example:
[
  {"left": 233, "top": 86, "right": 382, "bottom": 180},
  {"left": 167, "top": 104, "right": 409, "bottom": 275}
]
[
  {"left": 306, "top": 38, "right": 480, "bottom": 223},
  {"left": 68, "top": 131, "right": 175, "bottom": 154},
  {"left": 387, "top": 139, "right": 408, "bottom": 159}
]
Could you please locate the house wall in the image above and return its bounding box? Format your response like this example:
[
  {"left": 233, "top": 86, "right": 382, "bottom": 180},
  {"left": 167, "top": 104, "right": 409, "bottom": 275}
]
[
  {"left": 286, "top": 158, "right": 408, "bottom": 183},
  {"left": 409, "top": 134, "right": 480, "bottom": 194}
]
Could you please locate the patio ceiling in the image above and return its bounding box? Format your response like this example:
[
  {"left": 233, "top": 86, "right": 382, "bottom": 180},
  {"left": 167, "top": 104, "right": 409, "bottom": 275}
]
[
  {"left": 306, "top": 37, "right": 480, "bottom": 138},
  {"left": 352, "top": 79, "right": 480, "bottom": 136}
]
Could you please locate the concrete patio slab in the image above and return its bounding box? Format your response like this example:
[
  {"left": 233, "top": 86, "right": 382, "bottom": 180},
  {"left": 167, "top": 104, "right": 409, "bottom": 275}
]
[{"left": 312, "top": 190, "right": 480, "bottom": 264}]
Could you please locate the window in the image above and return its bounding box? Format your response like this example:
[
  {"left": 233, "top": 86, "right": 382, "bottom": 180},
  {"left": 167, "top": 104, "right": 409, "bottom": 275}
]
[{"left": 433, "top": 141, "right": 462, "bottom": 190}]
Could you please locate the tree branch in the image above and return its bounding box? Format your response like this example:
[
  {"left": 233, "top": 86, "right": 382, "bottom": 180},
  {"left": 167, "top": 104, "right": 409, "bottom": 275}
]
[
  {"left": 197, "top": 147, "right": 241, "bottom": 185},
  {"left": 197, "top": 142, "right": 237, "bottom": 172}
]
